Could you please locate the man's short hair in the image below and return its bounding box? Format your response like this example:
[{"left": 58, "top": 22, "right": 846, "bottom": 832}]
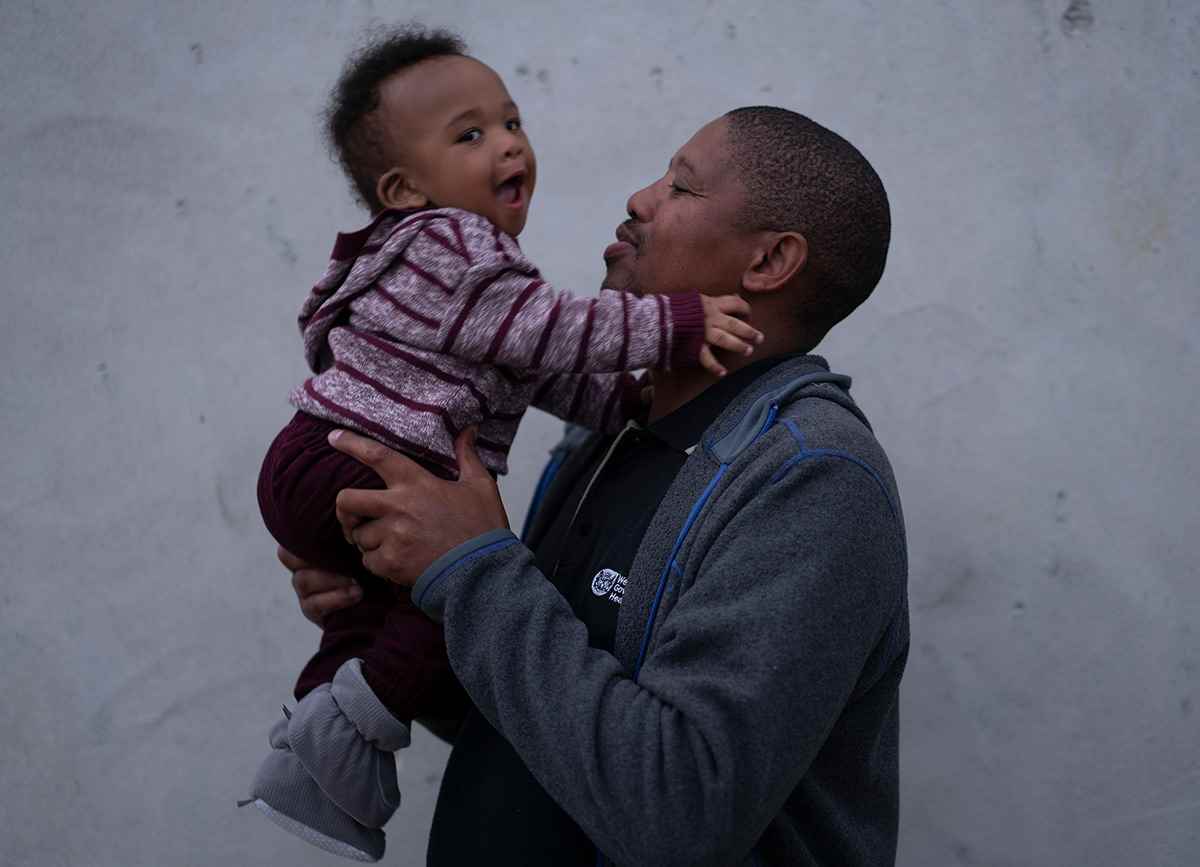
[
  {"left": 724, "top": 107, "right": 891, "bottom": 330},
  {"left": 325, "top": 24, "right": 467, "bottom": 212}
]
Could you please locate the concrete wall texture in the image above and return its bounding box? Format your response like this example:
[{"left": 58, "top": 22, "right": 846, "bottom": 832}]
[{"left": 1, "top": 1, "right": 1196, "bottom": 865}]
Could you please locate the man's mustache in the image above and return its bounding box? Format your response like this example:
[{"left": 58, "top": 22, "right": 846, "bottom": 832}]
[{"left": 616, "top": 222, "right": 642, "bottom": 249}]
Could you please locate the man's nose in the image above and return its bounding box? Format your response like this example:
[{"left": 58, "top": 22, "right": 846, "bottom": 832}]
[{"left": 626, "top": 181, "right": 655, "bottom": 222}]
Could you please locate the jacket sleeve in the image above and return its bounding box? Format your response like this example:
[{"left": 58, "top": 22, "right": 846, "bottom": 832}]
[
  {"left": 368, "top": 213, "right": 706, "bottom": 373},
  {"left": 410, "top": 454, "right": 906, "bottom": 867},
  {"left": 527, "top": 372, "right": 646, "bottom": 433}
]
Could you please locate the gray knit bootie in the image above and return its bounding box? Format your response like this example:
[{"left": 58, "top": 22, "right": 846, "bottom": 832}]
[
  {"left": 287, "top": 658, "right": 410, "bottom": 828},
  {"left": 243, "top": 714, "right": 385, "bottom": 862}
]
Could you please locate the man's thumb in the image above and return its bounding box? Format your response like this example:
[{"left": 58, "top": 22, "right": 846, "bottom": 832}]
[{"left": 455, "top": 426, "right": 485, "bottom": 479}]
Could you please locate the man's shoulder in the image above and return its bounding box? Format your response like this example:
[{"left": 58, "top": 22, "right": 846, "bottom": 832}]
[
  {"left": 698, "top": 359, "right": 902, "bottom": 524},
  {"left": 777, "top": 387, "right": 891, "bottom": 472}
]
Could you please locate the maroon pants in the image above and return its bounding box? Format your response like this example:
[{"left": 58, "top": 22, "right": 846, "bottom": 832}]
[{"left": 258, "top": 411, "right": 467, "bottom": 722}]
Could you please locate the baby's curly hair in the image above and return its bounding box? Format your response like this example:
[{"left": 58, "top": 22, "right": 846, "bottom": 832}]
[{"left": 325, "top": 24, "right": 467, "bottom": 212}]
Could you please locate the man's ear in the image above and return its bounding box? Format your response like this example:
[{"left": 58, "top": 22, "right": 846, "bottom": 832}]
[
  {"left": 376, "top": 168, "right": 429, "bottom": 211},
  {"left": 742, "top": 232, "right": 808, "bottom": 294}
]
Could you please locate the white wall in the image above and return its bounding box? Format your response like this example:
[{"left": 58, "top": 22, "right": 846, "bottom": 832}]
[{"left": 1, "top": 2, "right": 1196, "bottom": 865}]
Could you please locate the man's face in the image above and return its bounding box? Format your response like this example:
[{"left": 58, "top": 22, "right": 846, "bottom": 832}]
[
  {"left": 377, "top": 56, "right": 537, "bottom": 237},
  {"left": 605, "top": 117, "right": 755, "bottom": 296}
]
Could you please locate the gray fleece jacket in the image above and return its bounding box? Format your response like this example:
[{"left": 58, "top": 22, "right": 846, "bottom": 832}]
[{"left": 412, "top": 356, "right": 910, "bottom": 866}]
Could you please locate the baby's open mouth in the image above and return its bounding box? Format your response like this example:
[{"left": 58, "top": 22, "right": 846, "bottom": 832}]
[{"left": 497, "top": 173, "right": 525, "bottom": 206}]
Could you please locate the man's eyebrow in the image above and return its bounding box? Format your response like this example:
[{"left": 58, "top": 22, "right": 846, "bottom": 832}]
[{"left": 671, "top": 155, "right": 699, "bottom": 176}]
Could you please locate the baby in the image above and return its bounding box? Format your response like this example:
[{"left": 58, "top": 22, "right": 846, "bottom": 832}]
[{"left": 243, "top": 25, "right": 761, "bottom": 862}]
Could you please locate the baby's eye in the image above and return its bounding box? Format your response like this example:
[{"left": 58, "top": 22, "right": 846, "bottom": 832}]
[
  {"left": 457, "top": 128, "right": 483, "bottom": 144},
  {"left": 506, "top": 118, "right": 523, "bottom": 132}
]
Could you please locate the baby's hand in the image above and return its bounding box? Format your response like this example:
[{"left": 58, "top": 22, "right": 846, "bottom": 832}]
[{"left": 700, "top": 294, "right": 764, "bottom": 377}]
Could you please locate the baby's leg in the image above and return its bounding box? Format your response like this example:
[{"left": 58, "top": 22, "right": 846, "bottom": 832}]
[
  {"left": 357, "top": 592, "right": 468, "bottom": 724},
  {"left": 249, "top": 411, "right": 463, "bottom": 857},
  {"left": 259, "top": 411, "right": 463, "bottom": 720},
  {"left": 258, "top": 410, "right": 384, "bottom": 579}
]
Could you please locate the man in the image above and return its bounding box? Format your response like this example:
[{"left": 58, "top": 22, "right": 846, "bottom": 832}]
[{"left": 285, "top": 106, "right": 908, "bottom": 866}]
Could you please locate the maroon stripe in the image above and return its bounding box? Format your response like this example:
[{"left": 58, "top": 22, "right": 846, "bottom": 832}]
[
  {"left": 566, "top": 372, "right": 589, "bottom": 422},
  {"left": 332, "top": 362, "right": 477, "bottom": 451},
  {"left": 372, "top": 286, "right": 439, "bottom": 328},
  {"left": 491, "top": 224, "right": 511, "bottom": 263},
  {"left": 423, "top": 225, "right": 469, "bottom": 262},
  {"left": 302, "top": 380, "right": 457, "bottom": 472},
  {"left": 337, "top": 360, "right": 523, "bottom": 442},
  {"left": 441, "top": 270, "right": 507, "bottom": 354},
  {"left": 334, "top": 361, "right": 458, "bottom": 426},
  {"left": 393, "top": 211, "right": 460, "bottom": 233},
  {"left": 344, "top": 328, "right": 522, "bottom": 421},
  {"left": 484, "top": 279, "right": 543, "bottom": 363},
  {"left": 449, "top": 219, "right": 471, "bottom": 264},
  {"left": 655, "top": 294, "right": 668, "bottom": 370},
  {"left": 571, "top": 300, "right": 597, "bottom": 374},
  {"left": 529, "top": 296, "right": 562, "bottom": 370},
  {"left": 305, "top": 283, "right": 375, "bottom": 325},
  {"left": 372, "top": 211, "right": 465, "bottom": 257},
  {"left": 400, "top": 255, "right": 455, "bottom": 295},
  {"left": 334, "top": 209, "right": 449, "bottom": 261},
  {"left": 305, "top": 211, "right": 458, "bottom": 328}
]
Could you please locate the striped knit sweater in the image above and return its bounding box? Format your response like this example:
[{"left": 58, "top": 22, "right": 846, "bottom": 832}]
[{"left": 290, "top": 207, "right": 706, "bottom": 475}]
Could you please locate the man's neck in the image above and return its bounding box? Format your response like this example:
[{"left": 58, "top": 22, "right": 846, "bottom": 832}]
[
  {"left": 647, "top": 368, "right": 713, "bottom": 423},
  {"left": 648, "top": 349, "right": 768, "bottom": 422},
  {"left": 649, "top": 337, "right": 819, "bottom": 422}
]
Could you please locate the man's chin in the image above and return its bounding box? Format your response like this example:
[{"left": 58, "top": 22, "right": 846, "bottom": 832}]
[
  {"left": 603, "top": 263, "right": 639, "bottom": 293},
  {"left": 602, "top": 244, "right": 639, "bottom": 291}
]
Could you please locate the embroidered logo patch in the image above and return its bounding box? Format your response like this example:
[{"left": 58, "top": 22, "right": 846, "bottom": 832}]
[{"left": 591, "top": 568, "right": 628, "bottom": 604}]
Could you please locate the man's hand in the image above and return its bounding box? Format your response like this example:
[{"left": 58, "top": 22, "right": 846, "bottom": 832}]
[
  {"left": 277, "top": 546, "right": 363, "bottom": 626},
  {"left": 700, "top": 294, "right": 764, "bottom": 378},
  {"left": 331, "top": 427, "right": 509, "bottom": 587}
]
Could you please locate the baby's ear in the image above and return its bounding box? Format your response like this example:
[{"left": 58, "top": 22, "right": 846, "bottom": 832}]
[{"left": 376, "top": 169, "right": 428, "bottom": 210}]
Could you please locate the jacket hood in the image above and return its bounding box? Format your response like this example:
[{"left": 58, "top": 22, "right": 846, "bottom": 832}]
[{"left": 703, "top": 355, "right": 867, "bottom": 464}]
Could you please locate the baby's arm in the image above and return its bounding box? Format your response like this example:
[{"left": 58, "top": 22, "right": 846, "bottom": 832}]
[
  {"left": 368, "top": 211, "right": 760, "bottom": 376},
  {"left": 527, "top": 372, "right": 646, "bottom": 434}
]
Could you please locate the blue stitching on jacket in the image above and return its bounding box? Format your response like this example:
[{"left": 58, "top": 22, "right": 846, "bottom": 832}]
[
  {"left": 632, "top": 463, "right": 729, "bottom": 680},
  {"left": 414, "top": 537, "right": 521, "bottom": 608},
  {"left": 774, "top": 419, "right": 898, "bottom": 521},
  {"left": 521, "top": 450, "right": 565, "bottom": 541},
  {"left": 705, "top": 399, "right": 779, "bottom": 459}
]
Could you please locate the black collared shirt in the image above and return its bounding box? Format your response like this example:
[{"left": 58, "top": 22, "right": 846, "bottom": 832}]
[
  {"left": 534, "top": 359, "right": 789, "bottom": 651},
  {"left": 428, "top": 356, "right": 799, "bottom": 866}
]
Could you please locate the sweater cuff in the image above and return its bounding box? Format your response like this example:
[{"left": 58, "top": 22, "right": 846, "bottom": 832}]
[
  {"left": 667, "top": 292, "right": 706, "bottom": 368},
  {"left": 411, "top": 529, "right": 521, "bottom": 622}
]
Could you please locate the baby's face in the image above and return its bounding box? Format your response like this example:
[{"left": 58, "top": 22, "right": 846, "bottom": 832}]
[{"left": 377, "top": 56, "right": 536, "bottom": 237}]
